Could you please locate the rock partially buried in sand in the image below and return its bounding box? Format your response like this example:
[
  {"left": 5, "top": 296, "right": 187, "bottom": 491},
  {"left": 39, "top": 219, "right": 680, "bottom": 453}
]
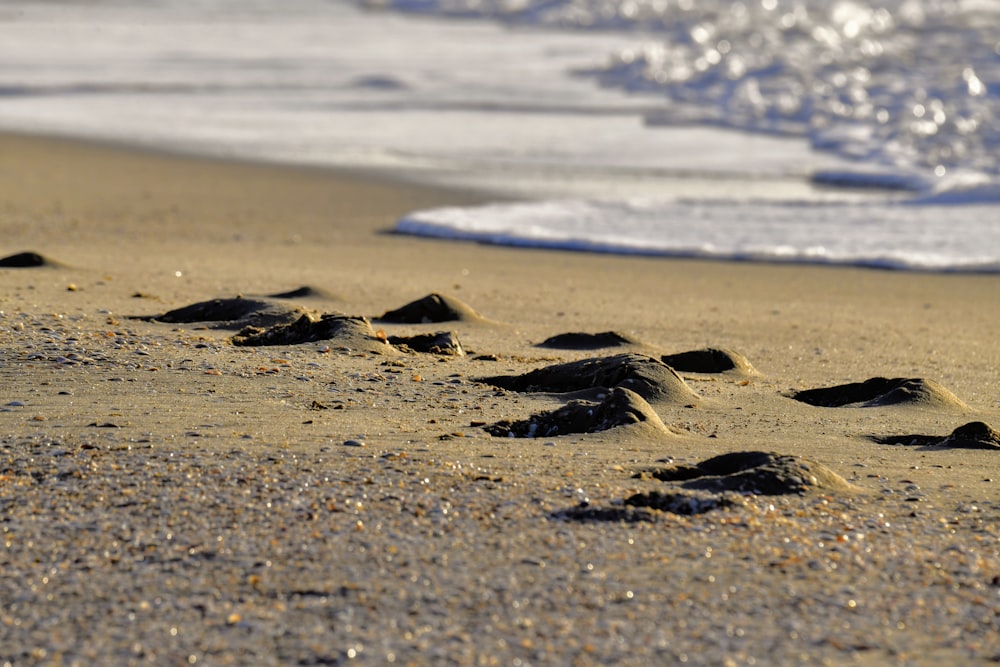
[
  {"left": 387, "top": 331, "right": 465, "bottom": 356},
  {"left": 0, "top": 251, "right": 51, "bottom": 268},
  {"left": 941, "top": 421, "right": 1000, "bottom": 449},
  {"left": 485, "top": 387, "right": 669, "bottom": 438},
  {"left": 873, "top": 421, "right": 1000, "bottom": 450},
  {"left": 536, "top": 331, "right": 640, "bottom": 350},
  {"left": 146, "top": 297, "right": 312, "bottom": 330},
  {"left": 478, "top": 353, "right": 700, "bottom": 405},
  {"left": 377, "top": 293, "right": 483, "bottom": 323},
  {"left": 624, "top": 490, "right": 746, "bottom": 515},
  {"left": 566, "top": 451, "right": 853, "bottom": 520},
  {"left": 232, "top": 314, "right": 395, "bottom": 354},
  {"left": 265, "top": 285, "right": 338, "bottom": 300},
  {"left": 638, "top": 451, "right": 857, "bottom": 496},
  {"left": 789, "top": 377, "right": 968, "bottom": 411},
  {"left": 662, "top": 347, "right": 757, "bottom": 376}
]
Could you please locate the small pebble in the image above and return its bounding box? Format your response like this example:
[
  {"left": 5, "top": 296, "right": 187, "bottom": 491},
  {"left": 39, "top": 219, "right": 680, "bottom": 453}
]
[{"left": 343, "top": 439, "right": 366, "bottom": 447}]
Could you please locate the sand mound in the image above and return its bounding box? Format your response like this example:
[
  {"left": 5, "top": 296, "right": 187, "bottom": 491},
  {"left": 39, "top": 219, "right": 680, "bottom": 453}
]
[
  {"left": 485, "top": 387, "right": 669, "bottom": 438},
  {"left": 477, "top": 353, "right": 700, "bottom": 405},
  {"left": 873, "top": 421, "right": 1000, "bottom": 450},
  {"left": 232, "top": 314, "right": 395, "bottom": 354},
  {"left": 639, "top": 451, "right": 857, "bottom": 496},
  {"left": 0, "top": 251, "right": 53, "bottom": 268},
  {"left": 388, "top": 331, "right": 465, "bottom": 356},
  {"left": 145, "top": 297, "right": 312, "bottom": 330},
  {"left": 377, "top": 292, "right": 483, "bottom": 323},
  {"left": 662, "top": 347, "right": 758, "bottom": 376},
  {"left": 789, "top": 377, "right": 969, "bottom": 410},
  {"left": 536, "top": 331, "right": 640, "bottom": 350}
]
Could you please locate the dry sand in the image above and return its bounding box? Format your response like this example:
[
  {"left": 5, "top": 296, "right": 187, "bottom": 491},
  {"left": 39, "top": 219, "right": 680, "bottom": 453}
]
[{"left": 1, "top": 132, "right": 998, "bottom": 665}]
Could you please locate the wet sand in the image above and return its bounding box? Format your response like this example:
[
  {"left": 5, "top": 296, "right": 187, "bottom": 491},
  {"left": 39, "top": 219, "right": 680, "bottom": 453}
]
[{"left": 1, "top": 132, "right": 998, "bottom": 665}]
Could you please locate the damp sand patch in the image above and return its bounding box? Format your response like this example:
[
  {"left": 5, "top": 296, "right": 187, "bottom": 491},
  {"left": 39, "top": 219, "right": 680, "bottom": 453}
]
[
  {"left": 477, "top": 353, "right": 700, "bottom": 406},
  {"left": 872, "top": 421, "right": 1000, "bottom": 450},
  {"left": 485, "top": 387, "right": 671, "bottom": 438},
  {"left": 789, "top": 377, "right": 969, "bottom": 411}
]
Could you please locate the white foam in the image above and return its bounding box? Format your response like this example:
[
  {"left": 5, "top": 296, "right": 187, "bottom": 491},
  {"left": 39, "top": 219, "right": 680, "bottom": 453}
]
[{"left": 397, "top": 198, "right": 1000, "bottom": 272}]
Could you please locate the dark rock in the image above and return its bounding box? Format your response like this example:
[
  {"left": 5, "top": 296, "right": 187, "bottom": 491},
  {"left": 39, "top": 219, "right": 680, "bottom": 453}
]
[
  {"left": 377, "top": 292, "right": 483, "bottom": 323},
  {"left": 639, "top": 451, "right": 857, "bottom": 496},
  {"left": 0, "top": 251, "right": 49, "bottom": 267},
  {"left": 554, "top": 505, "right": 658, "bottom": 523},
  {"left": 144, "top": 297, "right": 311, "bottom": 330},
  {"left": 875, "top": 421, "right": 1000, "bottom": 450},
  {"left": 789, "top": 377, "right": 968, "bottom": 410},
  {"left": 625, "top": 490, "right": 745, "bottom": 515},
  {"left": 662, "top": 347, "right": 757, "bottom": 375},
  {"left": 485, "top": 387, "right": 668, "bottom": 438},
  {"left": 941, "top": 421, "right": 1000, "bottom": 449},
  {"left": 476, "top": 353, "right": 700, "bottom": 405},
  {"left": 536, "top": 331, "right": 639, "bottom": 350},
  {"left": 869, "top": 433, "right": 937, "bottom": 447},
  {"left": 232, "top": 314, "right": 394, "bottom": 354},
  {"left": 265, "top": 285, "right": 336, "bottom": 300},
  {"left": 387, "top": 331, "right": 465, "bottom": 356}
]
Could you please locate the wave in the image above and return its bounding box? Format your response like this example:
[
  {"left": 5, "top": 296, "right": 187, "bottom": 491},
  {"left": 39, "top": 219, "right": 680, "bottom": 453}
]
[{"left": 396, "top": 196, "right": 1000, "bottom": 272}]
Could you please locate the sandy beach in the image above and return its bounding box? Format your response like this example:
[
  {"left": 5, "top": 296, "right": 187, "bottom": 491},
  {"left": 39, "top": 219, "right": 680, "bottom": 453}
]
[{"left": 1, "top": 132, "right": 998, "bottom": 665}]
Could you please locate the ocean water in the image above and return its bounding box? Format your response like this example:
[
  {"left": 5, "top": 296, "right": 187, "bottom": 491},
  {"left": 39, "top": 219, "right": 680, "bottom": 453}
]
[{"left": 1, "top": 0, "right": 998, "bottom": 271}]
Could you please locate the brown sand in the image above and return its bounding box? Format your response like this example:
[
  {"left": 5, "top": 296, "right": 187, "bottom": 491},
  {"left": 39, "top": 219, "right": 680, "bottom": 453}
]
[{"left": 1, "top": 132, "right": 998, "bottom": 665}]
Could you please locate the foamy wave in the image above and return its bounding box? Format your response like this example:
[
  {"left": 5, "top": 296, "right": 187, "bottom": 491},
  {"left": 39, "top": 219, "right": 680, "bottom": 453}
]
[{"left": 396, "top": 198, "right": 1000, "bottom": 272}]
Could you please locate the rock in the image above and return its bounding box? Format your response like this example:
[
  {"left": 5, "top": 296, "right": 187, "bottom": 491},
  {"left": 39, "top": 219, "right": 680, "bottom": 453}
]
[
  {"left": 485, "top": 387, "right": 669, "bottom": 438},
  {"left": 553, "top": 505, "right": 659, "bottom": 523},
  {"left": 477, "top": 353, "right": 700, "bottom": 405},
  {"left": 0, "top": 251, "right": 50, "bottom": 267},
  {"left": 265, "top": 285, "right": 338, "bottom": 300},
  {"left": 639, "top": 451, "right": 858, "bottom": 496},
  {"left": 661, "top": 347, "right": 758, "bottom": 376},
  {"left": 789, "top": 377, "right": 969, "bottom": 411},
  {"left": 144, "top": 296, "right": 312, "bottom": 330},
  {"left": 232, "top": 314, "right": 395, "bottom": 354},
  {"left": 940, "top": 421, "right": 1000, "bottom": 450},
  {"left": 377, "top": 293, "right": 484, "bottom": 323},
  {"left": 387, "top": 331, "right": 465, "bottom": 356},
  {"left": 625, "top": 490, "right": 745, "bottom": 515},
  {"left": 536, "top": 331, "right": 640, "bottom": 350}
]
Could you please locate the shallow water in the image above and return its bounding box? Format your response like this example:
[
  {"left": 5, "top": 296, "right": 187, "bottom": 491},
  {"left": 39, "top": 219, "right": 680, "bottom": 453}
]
[
  {"left": 376, "top": 0, "right": 1000, "bottom": 190},
  {"left": 1, "top": 0, "right": 997, "bottom": 270}
]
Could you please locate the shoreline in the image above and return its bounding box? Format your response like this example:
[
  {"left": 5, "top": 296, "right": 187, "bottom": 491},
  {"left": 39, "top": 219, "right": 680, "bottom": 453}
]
[{"left": 1, "top": 131, "right": 998, "bottom": 665}]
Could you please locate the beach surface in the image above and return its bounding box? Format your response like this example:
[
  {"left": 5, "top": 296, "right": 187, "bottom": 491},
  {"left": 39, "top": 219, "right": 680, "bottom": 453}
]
[{"left": 1, "top": 132, "right": 998, "bottom": 665}]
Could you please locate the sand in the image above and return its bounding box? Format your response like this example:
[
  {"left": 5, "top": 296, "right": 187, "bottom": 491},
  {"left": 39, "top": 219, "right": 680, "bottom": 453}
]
[{"left": 1, "top": 132, "right": 998, "bottom": 665}]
